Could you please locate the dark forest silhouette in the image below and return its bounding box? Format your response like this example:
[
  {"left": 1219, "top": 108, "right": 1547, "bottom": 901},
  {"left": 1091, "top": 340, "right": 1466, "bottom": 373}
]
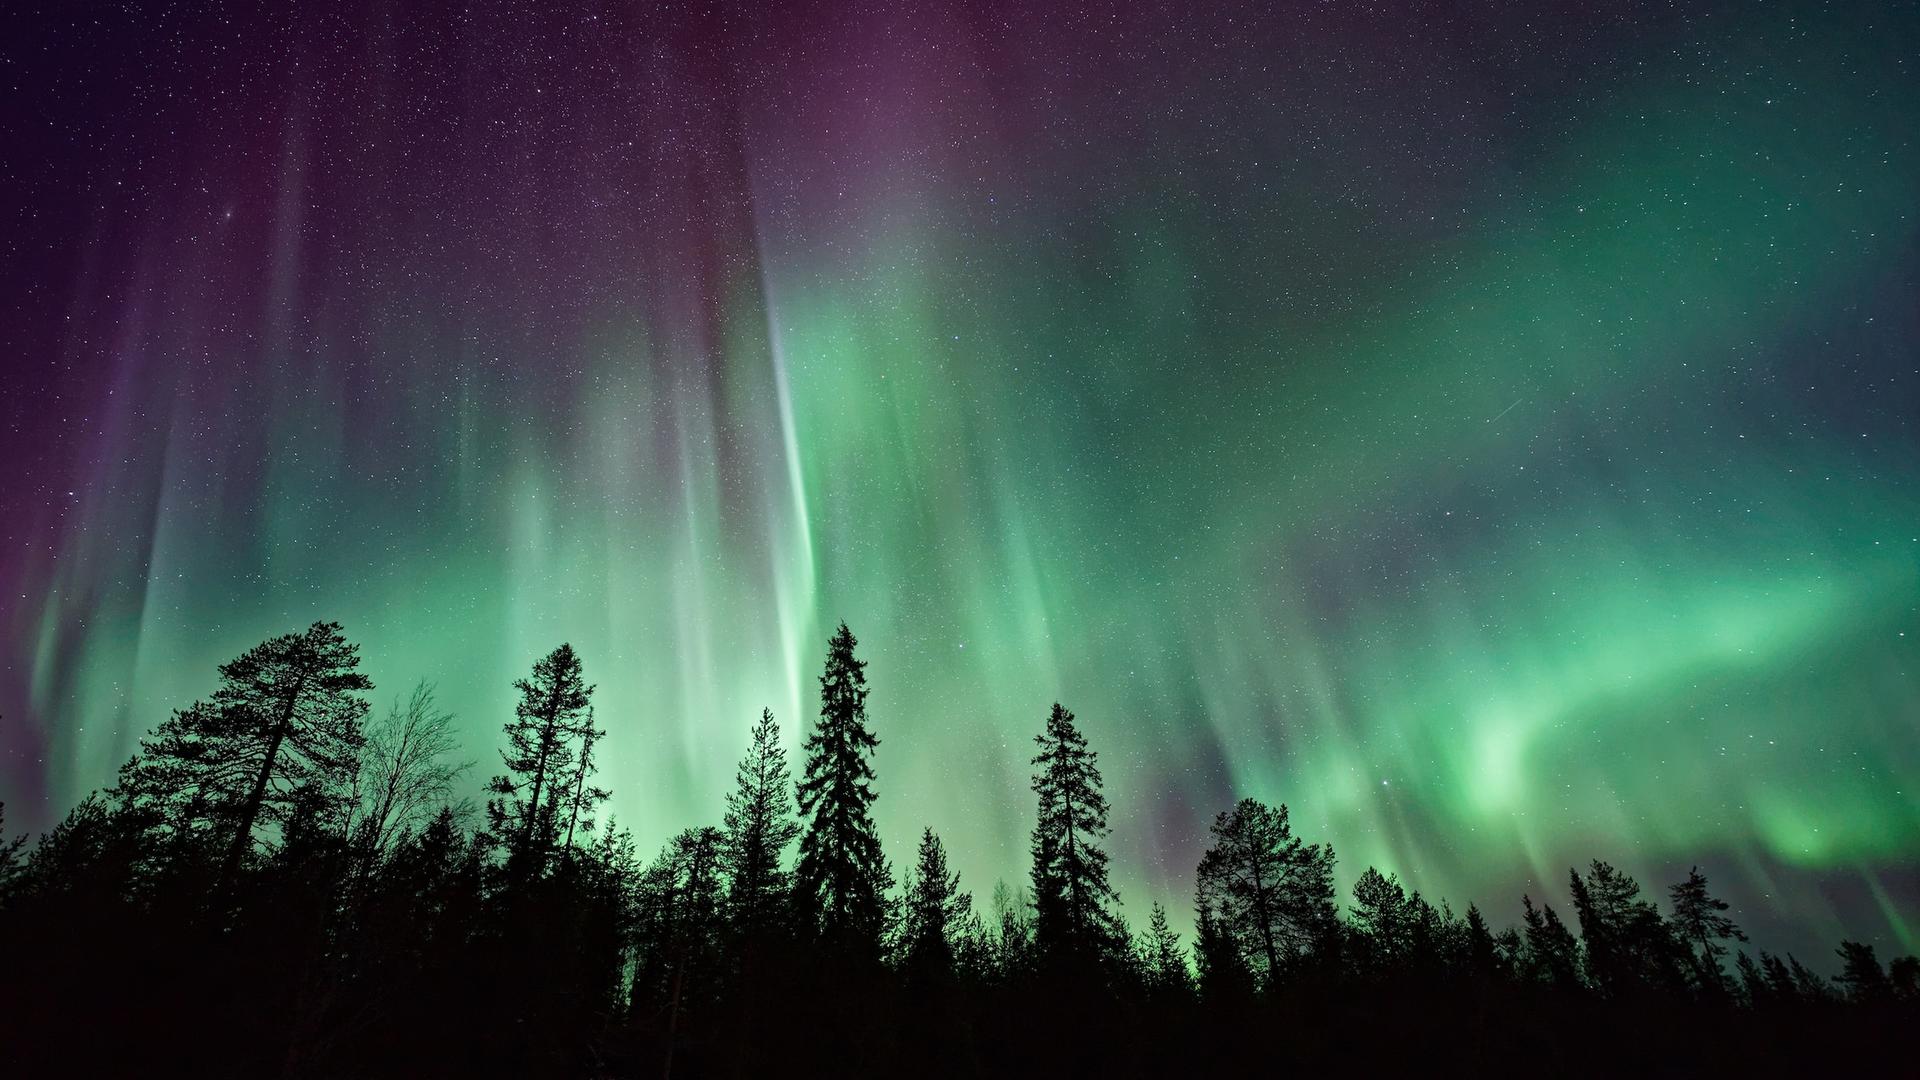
[{"left": 1, "top": 621, "right": 1913, "bottom": 1076}]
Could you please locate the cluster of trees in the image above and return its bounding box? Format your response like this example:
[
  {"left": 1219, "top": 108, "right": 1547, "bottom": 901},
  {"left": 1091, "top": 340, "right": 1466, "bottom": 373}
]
[{"left": 0, "top": 620, "right": 1912, "bottom": 1076}]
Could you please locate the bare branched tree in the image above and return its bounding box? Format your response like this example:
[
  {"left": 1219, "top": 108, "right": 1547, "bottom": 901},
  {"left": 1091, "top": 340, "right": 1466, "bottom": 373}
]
[{"left": 351, "top": 681, "right": 471, "bottom": 858}]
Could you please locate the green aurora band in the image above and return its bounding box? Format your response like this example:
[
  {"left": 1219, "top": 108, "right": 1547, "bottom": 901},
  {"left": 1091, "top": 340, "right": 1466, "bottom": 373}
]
[{"left": 3, "top": 2, "right": 1916, "bottom": 956}]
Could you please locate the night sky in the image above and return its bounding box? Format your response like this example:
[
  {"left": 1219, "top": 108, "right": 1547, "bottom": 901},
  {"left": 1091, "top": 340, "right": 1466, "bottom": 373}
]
[{"left": 2, "top": 1, "right": 1916, "bottom": 959}]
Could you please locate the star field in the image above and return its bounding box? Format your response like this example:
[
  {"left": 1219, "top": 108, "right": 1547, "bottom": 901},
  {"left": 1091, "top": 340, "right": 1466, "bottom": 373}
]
[{"left": 1, "top": 0, "right": 1916, "bottom": 957}]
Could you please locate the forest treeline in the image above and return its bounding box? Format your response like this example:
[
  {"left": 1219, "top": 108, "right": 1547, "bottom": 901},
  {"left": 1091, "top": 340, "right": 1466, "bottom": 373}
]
[{"left": 0, "top": 621, "right": 1912, "bottom": 1076}]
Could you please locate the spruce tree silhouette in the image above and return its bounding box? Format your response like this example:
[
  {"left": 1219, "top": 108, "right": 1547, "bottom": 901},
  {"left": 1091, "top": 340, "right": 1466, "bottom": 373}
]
[
  {"left": 1463, "top": 903, "right": 1500, "bottom": 979},
  {"left": 721, "top": 707, "right": 800, "bottom": 933},
  {"left": 792, "top": 623, "right": 890, "bottom": 954},
  {"left": 1029, "top": 702, "right": 1123, "bottom": 965},
  {"left": 898, "top": 827, "right": 969, "bottom": 986},
  {"left": 1139, "top": 901, "right": 1192, "bottom": 998},
  {"left": 715, "top": 708, "right": 803, "bottom": 1075}
]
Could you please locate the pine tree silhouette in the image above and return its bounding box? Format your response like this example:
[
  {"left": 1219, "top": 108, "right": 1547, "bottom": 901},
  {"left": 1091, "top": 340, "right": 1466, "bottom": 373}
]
[
  {"left": 560, "top": 708, "right": 610, "bottom": 853},
  {"left": 1569, "top": 861, "right": 1684, "bottom": 996},
  {"left": 485, "top": 643, "right": 594, "bottom": 875},
  {"left": 117, "top": 621, "right": 372, "bottom": 901},
  {"left": 1350, "top": 866, "right": 1415, "bottom": 977},
  {"left": 1835, "top": 940, "right": 1891, "bottom": 1003},
  {"left": 1194, "top": 797, "right": 1336, "bottom": 991},
  {"left": 1667, "top": 866, "right": 1746, "bottom": 993}
]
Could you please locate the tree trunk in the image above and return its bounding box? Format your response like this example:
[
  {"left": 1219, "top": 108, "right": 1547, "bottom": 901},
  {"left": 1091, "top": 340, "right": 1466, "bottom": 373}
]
[
  {"left": 218, "top": 670, "right": 309, "bottom": 898},
  {"left": 1061, "top": 783, "right": 1078, "bottom": 941},
  {"left": 518, "top": 716, "right": 555, "bottom": 870},
  {"left": 1251, "top": 864, "right": 1281, "bottom": 986},
  {"left": 564, "top": 728, "right": 594, "bottom": 852},
  {"left": 661, "top": 960, "right": 685, "bottom": 1080}
]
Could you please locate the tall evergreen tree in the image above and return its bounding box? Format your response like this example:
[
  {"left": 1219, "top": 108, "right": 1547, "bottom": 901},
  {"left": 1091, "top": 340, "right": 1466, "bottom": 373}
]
[
  {"left": 117, "top": 621, "right": 372, "bottom": 894},
  {"left": 485, "top": 644, "right": 594, "bottom": 873},
  {"left": 1667, "top": 866, "right": 1745, "bottom": 991},
  {"left": 898, "top": 828, "right": 970, "bottom": 984},
  {"left": 792, "top": 623, "right": 890, "bottom": 950},
  {"left": 1193, "top": 797, "right": 1336, "bottom": 990},
  {"left": 1029, "top": 702, "right": 1122, "bottom": 962},
  {"left": 721, "top": 708, "right": 800, "bottom": 932}
]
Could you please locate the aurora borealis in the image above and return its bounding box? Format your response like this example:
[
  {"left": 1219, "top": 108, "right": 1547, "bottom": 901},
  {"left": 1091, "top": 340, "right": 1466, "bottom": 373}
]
[{"left": 1, "top": 0, "right": 1915, "bottom": 960}]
